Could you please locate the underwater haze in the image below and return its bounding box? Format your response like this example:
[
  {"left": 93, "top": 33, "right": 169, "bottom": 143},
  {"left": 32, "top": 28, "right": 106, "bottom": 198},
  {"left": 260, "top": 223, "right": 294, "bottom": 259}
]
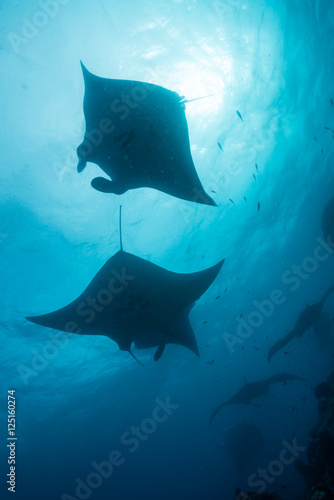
[{"left": 1, "top": 0, "right": 334, "bottom": 499}]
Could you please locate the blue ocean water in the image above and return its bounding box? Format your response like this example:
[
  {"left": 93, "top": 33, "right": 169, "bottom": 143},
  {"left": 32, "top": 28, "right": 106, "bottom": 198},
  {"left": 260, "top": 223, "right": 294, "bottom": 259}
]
[{"left": 1, "top": 0, "right": 334, "bottom": 499}]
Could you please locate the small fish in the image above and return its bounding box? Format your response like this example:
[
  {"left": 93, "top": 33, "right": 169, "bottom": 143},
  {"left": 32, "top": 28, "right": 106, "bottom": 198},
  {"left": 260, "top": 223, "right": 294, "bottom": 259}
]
[
  {"left": 255, "top": 163, "right": 258, "bottom": 172},
  {"left": 314, "top": 136, "right": 317, "bottom": 142},
  {"left": 215, "top": 295, "right": 221, "bottom": 300},
  {"left": 324, "top": 126, "right": 333, "bottom": 131},
  {"left": 239, "top": 313, "right": 243, "bottom": 318},
  {"left": 257, "top": 202, "right": 260, "bottom": 211},
  {"left": 218, "top": 142, "right": 223, "bottom": 151},
  {"left": 244, "top": 196, "right": 247, "bottom": 202},
  {"left": 283, "top": 351, "right": 289, "bottom": 355},
  {"left": 236, "top": 110, "right": 243, "bottom": 122},
  {"left": 211, "top": 189, "right": 217, "bottom": 194},
  {"left": 205, "top": 360, "right": 215, "bottom": 365},
  {"left": 229, "top": 198, "right": 235, "bottom": 205},
  {"left": 253, "top": 174, "right": 256, "bottom": 181},
  {"left": 321, "top": 149, "right": 324, "bottom": 155},
  {"left": 331, "top": 99, "right": 333, "bottom": 106}
]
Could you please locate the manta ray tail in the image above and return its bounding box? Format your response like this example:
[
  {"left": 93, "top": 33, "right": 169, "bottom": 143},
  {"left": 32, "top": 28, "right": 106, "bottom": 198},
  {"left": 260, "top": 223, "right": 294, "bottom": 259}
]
[
  {"left": 181, "top": 94, "right": 214, "bottom": 104},
  {"left": 119, "top": 205, "right": 123, "bottom": 251}
]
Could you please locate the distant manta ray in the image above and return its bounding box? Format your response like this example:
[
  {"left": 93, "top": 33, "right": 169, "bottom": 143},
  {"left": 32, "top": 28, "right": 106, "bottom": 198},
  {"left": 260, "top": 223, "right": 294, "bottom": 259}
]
[
  {"left": 268, "top": 284, "right": 334, "bottom": 362},
  {"left": 210, "top": 373, "right": 305, "bottom": 424},
  {"left": 76, "top": 62, "right": 216, "bottom": 206},
  {"left": 26, "top": 209, "right": 224, "bottom": 364}
]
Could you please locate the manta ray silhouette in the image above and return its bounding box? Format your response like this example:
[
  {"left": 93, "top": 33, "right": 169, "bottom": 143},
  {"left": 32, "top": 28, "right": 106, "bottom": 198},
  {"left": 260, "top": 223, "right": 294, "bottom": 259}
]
[
  {"left": 268, "top": 284, "right": 334, "bottom": 362},
  {"left": 26, "top": 209, "right": 224, "bottom": 364},
  {"left": 210, "top": 373, "right": 305, "bottom": 424},
  {"left": 77, "top": 62, "right": 216, "bottom": 206}
]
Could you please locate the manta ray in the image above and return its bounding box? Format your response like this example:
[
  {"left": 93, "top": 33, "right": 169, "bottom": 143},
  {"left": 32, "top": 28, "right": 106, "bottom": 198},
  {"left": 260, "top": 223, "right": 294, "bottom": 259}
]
[
  {"left": 76, "top": 62, "right": 216, "bottom": 206},
  {"left": 210, "top": 373, "right": 304, "bottom": 424},
  {"left": 26, "top": 210, "right": 224, "bottom": 364},
  {"left": 220, "top": 422, "right": 264, "bottom": 478},
  {"left": 268, "top": 284, "right": 334, "bottom": 362}
]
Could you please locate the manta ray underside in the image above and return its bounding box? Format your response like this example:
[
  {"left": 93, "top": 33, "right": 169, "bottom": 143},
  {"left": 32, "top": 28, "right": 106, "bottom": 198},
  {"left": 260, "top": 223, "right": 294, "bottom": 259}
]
[
  {"left": 77, "top": 63, "right": 216, "bottom": 206},
  {"left": 26, "top": 217, "right": 224, "bottom": 363}
]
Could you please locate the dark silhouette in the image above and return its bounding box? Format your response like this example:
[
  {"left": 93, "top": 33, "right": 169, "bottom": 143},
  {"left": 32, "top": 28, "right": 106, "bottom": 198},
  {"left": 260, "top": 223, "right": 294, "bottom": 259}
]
[
  {"left": 27, "top": 209, "right": 224, "bottom": 364},
  {"left": 268, "top": 285, "right": 334, "bottom": 362},
  {"left": 76, "top": 62, "right": 216, "bottom": 206},
  {"left": 210, "top": 373, "right": 304, "bottom": 424}
]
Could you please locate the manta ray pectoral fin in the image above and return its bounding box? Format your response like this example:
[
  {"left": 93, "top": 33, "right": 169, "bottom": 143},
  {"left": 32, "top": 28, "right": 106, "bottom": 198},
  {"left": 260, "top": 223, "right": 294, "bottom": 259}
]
[
  {"left": 154, "top": 344, "right": 166, "bottom": 361},
  {"left": 170, "top": 304, "right": 199, "bottom": 357},
  {"left": 91, "top": 177, "right": 125, "bottom": 194}
]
